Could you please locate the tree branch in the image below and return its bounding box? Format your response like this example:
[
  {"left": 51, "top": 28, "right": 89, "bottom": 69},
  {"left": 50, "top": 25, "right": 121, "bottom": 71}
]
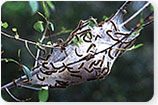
[
  {"left": 5, "top": 88, "right": 22, "bottom": 102},
  {"left": 24, "top": 40, "right": 36, "bottom": 60},
  {"left": 1, "top": 68, "right": 40, "bottom": 90},
  {"left": 1, "top": 31, "right": 55, "bottom": 48},
  {"left": 112, "top": 1, "right": 131, "bottom": 20},
  {"left": 1, "top": 23, "right": 50, "bottom": 91},
  {"left": 120, "top": 2, "right": 150, "bottom": 27},
  {"left": 17, "top": 84, "right": 43, "bottom": 91},
  {"left": 34, "top": 23, "right": 49, "bottom": 67},
  {"left": 131, "top": 12, "right": 153, "bottom": 33}
]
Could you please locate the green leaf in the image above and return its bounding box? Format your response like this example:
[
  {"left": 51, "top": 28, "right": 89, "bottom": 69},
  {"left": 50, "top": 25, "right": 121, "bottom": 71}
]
[
  {"left": 1, "top": 22, "right": 8, "bottom": 28},
  {"left": 12, "top": 28, "right": 17, "bottom": 32},
  {"left": 140, "top": 13, "right": 144, "bottom": 24},
  {"left": 86, "top": 32, "right": 91, "bottom": 39},
  {"left": 33, "top": 21, "right": 44, "bottom": 33},
  {"left": 126, "top": 43, "right": 143, "bottom": 51},
  {"left": 102, "top": 16, "right": 108, "bottom": 20},
  {"left": 38, "top": 89, "right": 49, "bottom": 102},
  {"left": 72, "top": 36, "right": 83, "bottom": 47},
  {"left": 47, "top": 41, "right": 52, "bottom": 45},
  {"left": 88, "top": 21, "right": 94, "bottom": 28},
  {"left": 78, "top": 37, "right": 83, "bottom": 44},
  {"left": 21, "top": 65, "right": 32, "bottom": 80},
  {"left": 150, "top": 4, "right": 154, "bottom": 12},
  {"left": 139, "top": 25, "right": 143, "bottom": 30},
  {"left": 18, "top": 49, "right": 21, "bottom": 58},
  {"left": 46, "top": 1, "right": 55, "bottom": 11},
  {"left": 49, "top": 22, "right": 54, "bottom": 31},
  {"left": 15, "top": 34, "right": 19, "bottom": 39},
  {"left": 140, "top": 18, "right": 144, "bottom": 24},
  {"left": 29, "top": 1, "right": 39, "bottom": 14},
  {"left": 64, "top": 30, "right": 72, "bottom": 33},
  {"left": 133, "top": 43, "right": 143, "bottom": 49},
  {"left": 42, "top": 1, "right": 50, "bottom": 19},
  {"left": 61, "top": 26, "right": 65, "bottom": 31},
  {"left": 72, "top": 37, "right": 79, "bottom": 47},
  {"left": 12, "top": 28, "right": 20, "bottom": 39},
  {"left": 36, "top": 42, "right": 42, "bottom": 46},
  {"left": 72, "top": 41, "right": 79, "bottom": 47}
]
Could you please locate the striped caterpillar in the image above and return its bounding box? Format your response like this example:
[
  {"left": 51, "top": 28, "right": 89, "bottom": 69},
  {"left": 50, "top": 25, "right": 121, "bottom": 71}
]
[{"left": 1, "top": 1, "right": 153, "bottom": 91}]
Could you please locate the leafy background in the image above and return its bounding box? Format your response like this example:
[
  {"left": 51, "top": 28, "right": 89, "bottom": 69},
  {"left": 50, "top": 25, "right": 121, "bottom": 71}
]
[{"left": 1, "top": 1, "right": 153, "bottom": 102}]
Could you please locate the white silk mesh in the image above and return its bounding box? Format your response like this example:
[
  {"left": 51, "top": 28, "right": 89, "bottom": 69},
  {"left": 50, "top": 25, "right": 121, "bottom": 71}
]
[{"left": 30, "top": 12, "right": 139, "bottom": 88}]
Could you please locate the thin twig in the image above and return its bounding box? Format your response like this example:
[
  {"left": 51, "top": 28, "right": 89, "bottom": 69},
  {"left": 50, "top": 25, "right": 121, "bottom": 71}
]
[
  {"left": 1, "top": 68, "right": 41, "bottom": 90},
  {"left": 5, "top": 88, "right": 22, "bottom": 102},
  {"left": 112, "top": 1, "right": 131, "bottom": 20},
  {"left": 44, "top": 29, "right": 72, "bottom": 39},
  {"left": 131, "top": 12, "right": 153, "bottom": 33},
  {"left": 34, "top": 24, "right": 49, "bottom": 67},
  {"left": 120, "top": 2, "right": 150, "bottom": 27},
  {"left": 1, "top": 31, "right": 55, "bottom": 48},
  {"left": 24, "top": 41, "right": 36, "bottom": 60},
  {"left": 17, "top": 84, "right": 43, "bottom": 91},
  {"left": 142, "top": 19, "right": 153, "bottom": 27}
]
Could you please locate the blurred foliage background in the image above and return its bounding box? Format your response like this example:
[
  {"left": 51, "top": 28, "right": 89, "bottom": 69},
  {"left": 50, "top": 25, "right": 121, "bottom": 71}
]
[{"left": 1, "top": 1, "right": 153, "bottom": 102}]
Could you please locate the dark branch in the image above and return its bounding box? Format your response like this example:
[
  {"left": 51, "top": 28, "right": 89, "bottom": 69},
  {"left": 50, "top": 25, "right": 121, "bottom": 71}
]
[{"left": 1, "top": 31, "right": 55, "bottom": 48}]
